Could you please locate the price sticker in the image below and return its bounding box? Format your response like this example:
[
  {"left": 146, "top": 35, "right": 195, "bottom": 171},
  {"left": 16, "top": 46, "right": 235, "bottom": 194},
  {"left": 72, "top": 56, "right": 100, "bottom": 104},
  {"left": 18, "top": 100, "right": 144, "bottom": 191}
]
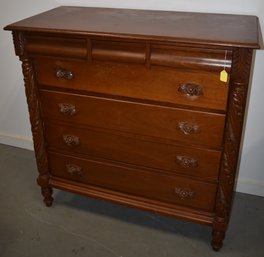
[
  {"left": 220, "top": 69, "right": 228, "bottom": 82},
  {"left": 220, "top": 50, "right": 228, "bottom": 83}
]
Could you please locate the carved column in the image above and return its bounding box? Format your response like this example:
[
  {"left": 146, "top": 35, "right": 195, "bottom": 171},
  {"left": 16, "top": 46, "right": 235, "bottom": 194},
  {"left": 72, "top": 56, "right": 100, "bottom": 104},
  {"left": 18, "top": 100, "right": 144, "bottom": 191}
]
[
  {"left": 12, "top": 31, "right": 53, "bottom": 206},
  {"left": 212, "top": 48, "right": 253, "bottom": 250}
]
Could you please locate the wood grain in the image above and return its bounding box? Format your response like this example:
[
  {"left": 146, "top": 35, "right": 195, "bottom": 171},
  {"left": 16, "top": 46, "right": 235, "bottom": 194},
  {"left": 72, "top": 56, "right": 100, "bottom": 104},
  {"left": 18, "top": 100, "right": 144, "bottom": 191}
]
[
  {"left": 4, "top": 7, "right": 261, "bottom": 48},
  {"left": 34, "top": 56, "right": 229, "bottom": 111},
  {"left": 48, "top": 152, "right": 218, "bottom": 211},
  {"left": 44, "top": 122, "right": 222, "bottom": 180},
  {"left": 39, "top": 89, "right": 226, "bottom": 148}
]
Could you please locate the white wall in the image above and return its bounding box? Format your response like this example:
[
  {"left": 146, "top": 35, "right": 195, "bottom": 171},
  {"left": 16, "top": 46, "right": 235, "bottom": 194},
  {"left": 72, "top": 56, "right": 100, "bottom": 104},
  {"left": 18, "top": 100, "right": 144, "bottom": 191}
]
[{"left": 1, "top": 0, "right": 263, "bottom": 196}]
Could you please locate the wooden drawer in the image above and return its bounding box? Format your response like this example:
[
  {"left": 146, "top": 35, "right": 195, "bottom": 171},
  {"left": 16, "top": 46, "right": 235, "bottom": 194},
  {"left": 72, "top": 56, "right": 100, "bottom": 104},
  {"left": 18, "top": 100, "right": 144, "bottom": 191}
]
[
  {"left": 39, "top": 90, "right": 226, "bottom": 148},
  {"left": 44, "top": 123, "right": 221, "bottom": 180},
  {"left": 34, "top": 57, "right": 229, "bottom": 111},
  {"left": 25, "top": 35, "right": 88, "bottom": 59},
  {"left": 48, "top": 152, "right": 218, "bottom": 211}
]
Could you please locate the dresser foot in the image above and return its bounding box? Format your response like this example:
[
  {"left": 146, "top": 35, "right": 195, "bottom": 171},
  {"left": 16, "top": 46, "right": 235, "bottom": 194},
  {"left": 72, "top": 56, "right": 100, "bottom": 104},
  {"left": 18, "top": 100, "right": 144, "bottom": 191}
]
[
  {"left": 42, "top": 187, "right": 54, "bottom": 207},
  {"left": 37, "top": 175, "right": 53, "bottom": 207},
  {"left": 211, "top": 229, "right": 225, "bottom": 251}
]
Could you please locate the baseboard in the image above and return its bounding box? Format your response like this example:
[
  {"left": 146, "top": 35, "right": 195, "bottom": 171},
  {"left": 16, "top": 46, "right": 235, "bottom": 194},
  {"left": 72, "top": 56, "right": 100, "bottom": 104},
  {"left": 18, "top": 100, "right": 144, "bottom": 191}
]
[
  {"left": 235, "top": 178, "right": 264, "bottom": 197},
  {"left": 0, "top": 132, "right": 33, "bottom": 150}
]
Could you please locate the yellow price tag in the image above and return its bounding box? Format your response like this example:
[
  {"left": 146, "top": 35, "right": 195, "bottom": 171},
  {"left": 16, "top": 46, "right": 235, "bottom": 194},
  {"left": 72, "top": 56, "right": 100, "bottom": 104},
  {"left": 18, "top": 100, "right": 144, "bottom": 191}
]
[{"left": 220, "top": 69, "right": 228, "bottom": 83}]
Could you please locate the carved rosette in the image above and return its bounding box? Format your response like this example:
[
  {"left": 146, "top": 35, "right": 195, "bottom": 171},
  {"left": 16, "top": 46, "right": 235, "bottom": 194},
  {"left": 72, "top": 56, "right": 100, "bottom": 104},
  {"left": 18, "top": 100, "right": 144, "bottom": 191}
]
[
  {"left": 66, "top": 164, "right": 83, "bottom": 176},
  {"left": 212, "top": 48, "right": 253, "bottom": 251},
  {"left": 58, "top": 103, "right": 76, "bottom": 116},
  {"left": 13, "top": 31, "right": 53, "bottom": 206},
  {"left": 175, "top": 187, "right": 195, "bottom": 200},
  {"left": 178, "top": 83, "right": 204, "bottom": 97},
  {"left": 63, "top": 134, "right": 80, "bottom": 146},
  {"left": 176, "top": 155, "right": 198, "bottom": 168},
  {"left": 177, "top": 121, "right": 201, "bottom": 134}
]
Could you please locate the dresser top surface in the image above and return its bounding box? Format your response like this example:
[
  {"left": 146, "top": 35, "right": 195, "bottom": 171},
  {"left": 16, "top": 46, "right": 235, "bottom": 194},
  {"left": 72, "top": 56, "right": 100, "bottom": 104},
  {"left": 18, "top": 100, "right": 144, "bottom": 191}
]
[{"left": 4, "top": 6, "right": 261, "bottom": 48}]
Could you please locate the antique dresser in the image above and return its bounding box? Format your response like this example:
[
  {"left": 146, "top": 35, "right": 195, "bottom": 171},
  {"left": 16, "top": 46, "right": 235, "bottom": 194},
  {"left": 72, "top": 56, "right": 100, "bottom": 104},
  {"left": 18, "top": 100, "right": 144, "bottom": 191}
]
[{"left": 4, "top": 6, "right": 261, "bottom": 250}]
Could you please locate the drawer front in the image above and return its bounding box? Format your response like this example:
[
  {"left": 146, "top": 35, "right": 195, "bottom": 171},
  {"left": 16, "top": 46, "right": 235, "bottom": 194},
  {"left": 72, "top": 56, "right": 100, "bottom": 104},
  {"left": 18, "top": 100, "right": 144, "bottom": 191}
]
[
  {"left": 26, "top": 35, "right": 88, "bottom": 59},
  {"left": 44, "top": 123, "right": 221, "bottom": 180},
  {"left": 39, "top": 90, "right": 226, "bottom": 148},
  {"left": 49, "top": 153, "right": 217, "bottom": 211},
  {"left": 35, "top": 57, "right": 228, "bottom": 111}
]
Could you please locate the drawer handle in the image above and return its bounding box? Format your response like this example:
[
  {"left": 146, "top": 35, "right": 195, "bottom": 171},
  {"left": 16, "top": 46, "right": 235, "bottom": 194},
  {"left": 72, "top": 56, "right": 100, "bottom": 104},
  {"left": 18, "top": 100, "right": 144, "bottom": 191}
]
[
  {"left": 58, "top": 103, "right": 76, "bottom": 116},
  {"left": 176, "top": 156, "right": 198, "bottom": 168},
  {"left": 63, "top": 135, "right": 80, "bottom": 146},
  {"left": 66, "top": 164, "right": 82, "bottom": 176},
  {"left": 178, "top": 83, "right": 203, "bottom": 97},
  {"left": 56, "top": 68, "right": 74, "bottom": 80},
  {"left": 177, "top": 121, "right": 201, "bottom": 135},
  {"left": 175, "top": 187, "right": 195, "bottom": 200}
]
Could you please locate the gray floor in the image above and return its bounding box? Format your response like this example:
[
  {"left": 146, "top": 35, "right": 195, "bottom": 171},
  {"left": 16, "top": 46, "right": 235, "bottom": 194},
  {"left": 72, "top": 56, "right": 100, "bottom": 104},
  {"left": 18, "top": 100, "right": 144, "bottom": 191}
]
[{"left": 0, "top": 144, "right": 263, "bottom": 257}]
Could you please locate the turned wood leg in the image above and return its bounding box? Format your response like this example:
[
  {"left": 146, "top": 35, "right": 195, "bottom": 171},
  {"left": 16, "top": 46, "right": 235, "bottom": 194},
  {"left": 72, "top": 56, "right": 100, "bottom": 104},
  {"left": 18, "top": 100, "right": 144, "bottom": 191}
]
[
  {"left": 14, "top": 48, "right": 54, "bottom": 208},
  {"left": 41, "top": 187, "right": 53, "bottom": 207},
  {"left": 211, "top": 228, "right": 225, "bottom": 251},
  {"left": 37, "top": 175, "right": 53, "bottom": 207}
]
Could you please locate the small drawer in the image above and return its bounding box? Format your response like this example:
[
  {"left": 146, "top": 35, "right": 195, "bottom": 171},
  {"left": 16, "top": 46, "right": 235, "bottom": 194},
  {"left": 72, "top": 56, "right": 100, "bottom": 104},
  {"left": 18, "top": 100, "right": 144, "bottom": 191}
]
[
  {"left": 26, "top": 35, "right": 87, "bottom": 58},
  {"left": 34, "top": 57, "right": 229, "bottom": 111},
  {"left": 39, "top": 90, "right": 226, "bottom": 148},
  {"left": 44, "top": 123, "right": 222, "bottom": 180},
  {"left": 49, "top": 152, "right": 218, "bottom": 211}
]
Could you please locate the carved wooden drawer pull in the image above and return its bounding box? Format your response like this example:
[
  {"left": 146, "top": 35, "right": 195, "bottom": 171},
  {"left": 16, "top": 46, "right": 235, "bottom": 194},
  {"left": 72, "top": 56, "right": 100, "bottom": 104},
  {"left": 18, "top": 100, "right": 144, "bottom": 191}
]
[
  {"left": 178, "top": 83, "right": 203, "bottom": 97},
  {"left": 175, "top": 187, "right": 195, "bottom": 200},
  {"left": 177, "top": 121, "right": 201, "bottom": 135},
  {"left": 66, "top": 164, "right": 82, "bottom": 176},
  {"left": 63, "top": 135, "right": 80, "bottom": 146},
  {"left": 176, "top": 155, "right": 198, "bottom": 168},
  {"left": 58, "top": 103, "right": 76, "bottom": 116},
  {"left": 56, "top": 68, "right": 74, "bottom": 80}
]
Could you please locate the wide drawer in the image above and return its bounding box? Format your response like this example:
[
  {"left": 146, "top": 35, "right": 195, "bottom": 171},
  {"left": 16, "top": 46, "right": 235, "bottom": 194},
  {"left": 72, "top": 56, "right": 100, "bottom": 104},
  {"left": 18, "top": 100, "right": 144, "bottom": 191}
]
[
  {"left": 39, "top": 90, "right": 226, "bottom": 148},
  {"left": 34, "top": 57, "right": 229, "bottom": 111},
  {"left": 44, "top": 123, "right": 221, "bottom": 180},
  {"left": 48, "top": 152, "right": 217, "bottom": 211}
]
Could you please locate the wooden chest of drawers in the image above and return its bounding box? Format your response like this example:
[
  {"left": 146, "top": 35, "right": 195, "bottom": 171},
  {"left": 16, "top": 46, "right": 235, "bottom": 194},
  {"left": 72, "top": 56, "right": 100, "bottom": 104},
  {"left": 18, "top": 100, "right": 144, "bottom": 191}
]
[{"left": 5, "top": 6, "right": 261, "bottom": 250}]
